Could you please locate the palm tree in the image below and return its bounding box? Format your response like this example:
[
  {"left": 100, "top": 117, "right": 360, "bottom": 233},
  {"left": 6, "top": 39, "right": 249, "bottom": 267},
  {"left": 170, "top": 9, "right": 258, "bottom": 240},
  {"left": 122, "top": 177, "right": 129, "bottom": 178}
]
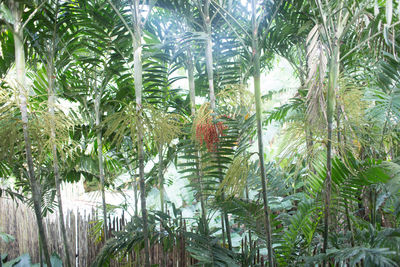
[
  {"left": 61, "top": 0, "right": 113, "bottom": 241},
  {"left": 26, "top": 1, "right": 78, "bottom": 264},
  {"left": 308, "top": 0, "right": 384, "bottom": 255},
  {"left": 131, "top": 1, "right": 150, "bottom": 264},
  {"left": 4, "top": 1, "right": 52, "bottom": 266},
  {"left": 250, "top": 1, "right": 274, "bottom": 264},
  {"left": 106, "top": 0, "right": 159, "bottom": 264}
]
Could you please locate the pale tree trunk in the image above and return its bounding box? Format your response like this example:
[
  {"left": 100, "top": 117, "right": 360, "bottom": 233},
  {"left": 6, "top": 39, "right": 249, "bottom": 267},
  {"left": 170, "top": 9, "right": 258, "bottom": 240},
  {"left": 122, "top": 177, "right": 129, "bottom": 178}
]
[
  {"left": 46, "top": 2, "right": 72, "bottom": 265},
  {"left": 251, "top": 0, "right": 273, "bottom": 265},
  {"left": 133, "top": 169, "right": 138, "bottom": 217},
  {"left": 158, "top": 143, "right": 167, "bottom": 267},
  {"left": 158, "top": 144, "right": 165, "bottom": 212},
  {"left": 223, "top": 205, "right": 232, "bottom": 250},
  {"left": 196, "top": 155, "right": 208, "bottom": 234},
  {"left": 48, "top": 47, "right": 72, "bottom": 267},
  {"left": 217, "top": 154, "right": 232, "bottom": 250},
  {"left": 203, "top": 0, "right": 216, "bottom": 110},
  {"left": 132, "top": 0, "right": 150, "bottom": 265},
  {"left": 202, "top": 1, "right": 232, "bottom": 244},
  {"left": 10, "top": 1, "right": 52, "bottom": 266},
  {"left": 187, "top": 48, "right": 196, "bottom": 116},
  {"left": 187, "top": 46, "right": 208, "bottom": 233},
  {"left": 323, "top": 42, "right": 340, "bottom": 256},
  {"left": 95, "top": 85, "right": 108, "bottom": 240},
  {"left": 125, "top": 157, "right": 138, "bottom": 217},
  {"left": 134, "top": 45, "right": 150, "bottom": 267}
]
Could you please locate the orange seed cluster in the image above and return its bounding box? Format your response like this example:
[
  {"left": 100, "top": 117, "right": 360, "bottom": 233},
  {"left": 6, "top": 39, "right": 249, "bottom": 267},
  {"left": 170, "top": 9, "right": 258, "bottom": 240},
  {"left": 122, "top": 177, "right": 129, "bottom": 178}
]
[{"left": 195, "top": 118, "right": 227, "bottom": 152}]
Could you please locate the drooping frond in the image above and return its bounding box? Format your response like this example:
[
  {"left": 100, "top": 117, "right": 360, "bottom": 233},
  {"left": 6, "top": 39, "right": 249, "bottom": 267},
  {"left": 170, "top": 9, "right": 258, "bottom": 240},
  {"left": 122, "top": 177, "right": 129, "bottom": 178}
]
[{"left": 305, "top": 24, "right": 329, "bottom": 126}]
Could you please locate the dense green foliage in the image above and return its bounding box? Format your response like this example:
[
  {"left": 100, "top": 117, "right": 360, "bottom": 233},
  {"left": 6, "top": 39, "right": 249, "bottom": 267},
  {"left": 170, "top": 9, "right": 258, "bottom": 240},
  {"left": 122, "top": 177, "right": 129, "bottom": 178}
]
[{"left": 1, "top": 0, "right": 400, "bottom": 266}]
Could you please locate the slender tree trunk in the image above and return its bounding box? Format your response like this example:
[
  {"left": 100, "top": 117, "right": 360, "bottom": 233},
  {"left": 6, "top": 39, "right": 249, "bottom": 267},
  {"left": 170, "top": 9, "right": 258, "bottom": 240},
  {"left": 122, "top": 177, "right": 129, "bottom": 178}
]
[
  {"left": 204, "top": 2, "right": 230, "bottom": 245},
  {"left": 48, "top": 51, "right": 72, "bottom": 267},
  {"left": 187, "top": 48, "right": 196, "bottom": 116},
  {"left": 158, "top": 144, "right": 167, "bottom": 267},
  {"left": 39, "top": 232, "right": 44, "bottom": 267},
  {"left": 187, "top": 45, "right": 208, "bottom": 234},
  {"left": 11, "top": 2, "right": 52, "bottom": 266},
  {"left": 221, "top": 212, "right": 226, "bottom": 248},
  {"left": 46, "top": 2, "right": 72, "bottom": 265},
  {"left": 323, "top": 43, "right": 340, "bottom": 256},
  {"left": 133, "top": 169, "right": 138, "bottom": 217},
  {"left": 125, "top": 157, "right": 138, "bottom": 217},
  {"left": 217, "top": 155, "right": 232, "bottom": 250},
  {"left": 159, "top": 144, "right": 165, "bottom": 212},
  {"left": 95, "top": 86, "right": 108, "bottom": 240},
  {"left": 135, "top": 49, "right": 150, "bottom": 267},
  {"left": 251, "top": 1, "right": 273, "bottom": 265},
  {"left": 223, "top": 209, "right": 232, "bottom": 250},
  {"left": 245, "top": 184, "right": 253, "bottom": 265},
  {"left": 197, "top": 156, "right": 208, "bottom": 234},
  {"left": 203, "top": 0, "right": 216, "bottom": 110},
  {"left": 132, "top": 0, "right": 150, "bottom": 262}
]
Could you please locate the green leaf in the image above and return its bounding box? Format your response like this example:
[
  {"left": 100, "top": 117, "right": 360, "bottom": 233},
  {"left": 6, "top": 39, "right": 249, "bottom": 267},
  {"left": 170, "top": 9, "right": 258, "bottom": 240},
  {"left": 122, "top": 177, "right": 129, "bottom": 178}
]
[
  {"left": 4, "top": 254, "right": 31, "bottom": 267},
  {"left": 0, "top": 231, "right": 14, "bottom": 243}
]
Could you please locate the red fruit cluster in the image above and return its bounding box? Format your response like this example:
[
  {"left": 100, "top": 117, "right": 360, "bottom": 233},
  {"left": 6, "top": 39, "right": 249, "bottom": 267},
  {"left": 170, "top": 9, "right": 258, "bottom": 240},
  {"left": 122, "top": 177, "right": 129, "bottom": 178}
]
[{"left": 196, "top": 118, "right": 227, "bottom": 152}]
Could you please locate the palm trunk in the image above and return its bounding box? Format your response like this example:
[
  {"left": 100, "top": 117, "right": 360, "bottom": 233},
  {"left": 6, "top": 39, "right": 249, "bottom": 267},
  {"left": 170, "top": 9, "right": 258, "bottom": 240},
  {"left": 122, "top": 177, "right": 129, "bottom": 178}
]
[
  {"left": 158, "top": 144, "right": 167, "bottom": 267},
  {"left": 217, "top": 155, "right": 232, "bottom": 250},
  {"left": 39, "top": 231, "right": 44, "bottom": 267},
  {"left": 126, "top": 1, "right": 150, "bottom": 263},
  {"left": 159, "top": 144, "right": 165, "bottom": 212},
  {"left": 48, "top": 51, "right": 72, "bottom": 267},
  {"left": 47, "top": 2, "right": 72, "bottom": 264},
  {"left": 125, "top": 157, "right": 138, "bottom": 217},
  {"left": 203, "top": 0, "right": 216, "bottom": 110},
  {"left": 132, "top": 1, "right": 150, "bottom": 262},
  {"left": 245, "top": 184, "right": 253, "bottom": 261},
  {"left": 187, "top": 48, "right": 196, "bottom": 116},
  {"left": 95, "top": 85, "right": 108, "bottom": 240},
  {"left": 323, "top": 43, "right": 340, "bottom": 255},
  {"left": 135, "top": 55, "right": 150, "bottom": 267},
  {"left": 223, "top": 208, "right": 232, "bottom": 250},
  {"left": 197, "top": 156, "right": 208, "bottom": 234},
  {"left": 11, "top": 2, "right": 52, "bottom": 266},
  {"left": 251, "top": 0, "right": 273, "bottom": 265},
  {"left": 221, "top": 213, "right": 226, "bottom": 248},
  {"left": 134, "top": 169, "right": 138, "bottom": 217},
  {"left": 187, "top": 46, "right": 208, "bottom": 234}
]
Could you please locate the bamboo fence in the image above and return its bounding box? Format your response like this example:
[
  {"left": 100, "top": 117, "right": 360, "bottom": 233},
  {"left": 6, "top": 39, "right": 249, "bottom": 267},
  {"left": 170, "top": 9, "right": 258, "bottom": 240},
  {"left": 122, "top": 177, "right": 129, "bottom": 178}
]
[
  {"left": 0, "top": 197, "right": 199, "bottom": 266},
  {"left": 0, "top": 197, "right": 267, "bottom": 266}
]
